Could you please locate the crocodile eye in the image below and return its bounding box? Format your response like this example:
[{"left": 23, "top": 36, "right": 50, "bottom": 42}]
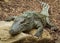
[
  {"left": 20, "top": 19, "right": 25, "bottom": 23},
  {"left": 20, "top": 18, "right": 29, "bottom": 24}
]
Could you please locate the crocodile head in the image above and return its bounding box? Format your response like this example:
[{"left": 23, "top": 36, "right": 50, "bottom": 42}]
[{"left": 9, "top": 16, "right": 26, "bottom": 36}]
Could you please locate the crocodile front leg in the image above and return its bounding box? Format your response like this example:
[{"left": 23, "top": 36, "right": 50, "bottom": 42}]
[{"left": 34, "top": 21, "right": 43, "bottom": 37}]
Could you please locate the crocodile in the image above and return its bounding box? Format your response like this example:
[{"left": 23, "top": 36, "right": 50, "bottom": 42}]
[{"left": 5, "top": 2, "right": 57, "bottom": 37}]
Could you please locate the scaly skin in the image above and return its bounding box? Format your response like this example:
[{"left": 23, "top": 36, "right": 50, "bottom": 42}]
[{"left": 5, "top": 2, "right": 57, "bottom": 37}]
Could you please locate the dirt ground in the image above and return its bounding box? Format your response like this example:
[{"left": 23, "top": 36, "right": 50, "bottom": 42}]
[{"left": 0, "top": 0, "right": 60, "bottom": 43}]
